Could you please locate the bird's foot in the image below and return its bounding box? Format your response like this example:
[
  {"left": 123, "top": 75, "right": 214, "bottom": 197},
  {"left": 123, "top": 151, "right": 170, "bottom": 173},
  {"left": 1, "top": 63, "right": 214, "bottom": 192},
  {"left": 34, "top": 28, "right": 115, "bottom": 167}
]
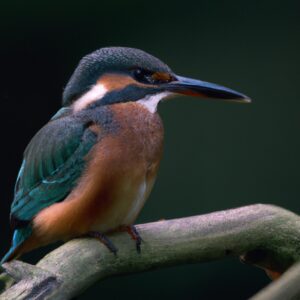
[
  {"left": 120, "top": 225, "right": 142, "bottom": 254},
  {"left": 87, "top": 231, "right": 118, "bottom": 256}
]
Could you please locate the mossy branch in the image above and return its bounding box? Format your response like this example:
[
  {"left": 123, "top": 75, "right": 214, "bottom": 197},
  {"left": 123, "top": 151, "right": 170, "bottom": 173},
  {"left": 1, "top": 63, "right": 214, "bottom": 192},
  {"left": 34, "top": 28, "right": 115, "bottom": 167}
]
[{"left": 1, "top": 204, "right": 300, "bottom": 300}]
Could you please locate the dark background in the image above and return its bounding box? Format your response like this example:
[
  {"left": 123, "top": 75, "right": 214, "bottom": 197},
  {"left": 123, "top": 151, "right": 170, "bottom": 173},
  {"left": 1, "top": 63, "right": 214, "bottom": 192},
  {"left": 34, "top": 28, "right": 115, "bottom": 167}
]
[{"left": 1, "top": 0, "right": 300, "bottom": 299}]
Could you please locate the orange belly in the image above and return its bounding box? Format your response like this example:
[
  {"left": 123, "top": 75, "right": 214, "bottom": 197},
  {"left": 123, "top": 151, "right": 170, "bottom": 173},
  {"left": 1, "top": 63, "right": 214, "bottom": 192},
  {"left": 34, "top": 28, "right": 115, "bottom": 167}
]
[
  {"left": 32, "top": 103, "right": 163, "bottom": 247},
  {"left": 32, "top": 155, "right": 158, "bottom": 244}
]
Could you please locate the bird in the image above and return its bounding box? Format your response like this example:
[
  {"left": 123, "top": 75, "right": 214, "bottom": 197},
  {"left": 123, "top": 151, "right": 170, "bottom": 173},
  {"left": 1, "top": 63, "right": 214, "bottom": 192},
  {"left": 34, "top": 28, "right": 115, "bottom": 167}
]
[{"left": 1, "top": 47, "right": 250, "bottom": 263}]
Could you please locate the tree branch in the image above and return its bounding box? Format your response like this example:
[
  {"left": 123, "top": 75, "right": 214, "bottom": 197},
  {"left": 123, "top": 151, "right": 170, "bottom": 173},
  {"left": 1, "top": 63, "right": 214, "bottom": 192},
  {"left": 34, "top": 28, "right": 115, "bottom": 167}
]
[
  {"left": 250, "top": 261, "right": 300, "bottom": 300},
  {"left": 1, "top": 204, "right": 300, "bottom": 300}
]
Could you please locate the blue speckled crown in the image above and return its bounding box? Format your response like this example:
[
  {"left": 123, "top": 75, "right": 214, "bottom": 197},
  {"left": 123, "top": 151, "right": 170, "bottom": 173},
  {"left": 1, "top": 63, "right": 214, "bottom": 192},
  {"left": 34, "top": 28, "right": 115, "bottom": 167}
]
[{"left": 62, "top": 47, "right": 172, "bottom": 106}]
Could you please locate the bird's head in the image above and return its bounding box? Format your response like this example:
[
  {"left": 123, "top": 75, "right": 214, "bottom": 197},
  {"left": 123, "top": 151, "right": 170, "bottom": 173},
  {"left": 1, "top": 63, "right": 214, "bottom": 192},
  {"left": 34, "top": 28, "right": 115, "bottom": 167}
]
[{"left": 63, "top": 47, "right": 250, "bottom": 113}]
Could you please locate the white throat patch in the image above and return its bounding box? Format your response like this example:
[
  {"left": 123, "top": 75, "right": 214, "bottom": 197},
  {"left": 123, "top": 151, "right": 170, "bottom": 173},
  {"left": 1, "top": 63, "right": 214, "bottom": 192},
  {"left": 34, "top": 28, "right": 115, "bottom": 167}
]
[
  {"left": 73, "top": 83, "right": 107, "bottom": 112},
  {"left": 137, "top": 92, "right": 172, "bottom": 113}
]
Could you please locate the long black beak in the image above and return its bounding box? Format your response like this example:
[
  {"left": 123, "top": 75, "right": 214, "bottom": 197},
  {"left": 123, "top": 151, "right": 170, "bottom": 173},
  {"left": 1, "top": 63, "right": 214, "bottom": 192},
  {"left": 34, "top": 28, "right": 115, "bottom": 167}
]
[{"left": 165, "top": 75, "right": 251, "bottom": 103}]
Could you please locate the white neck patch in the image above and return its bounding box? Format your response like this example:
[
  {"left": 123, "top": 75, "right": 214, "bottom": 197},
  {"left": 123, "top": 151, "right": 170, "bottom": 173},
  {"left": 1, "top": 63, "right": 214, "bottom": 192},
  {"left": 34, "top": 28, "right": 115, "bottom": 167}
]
[
  {"left": 73, "top": 83, "right": 107, "bottom": 112},
  {"left": 137, "top": 92, "right": 172, "bottom": 113},
  {"left": 73, "top": 83, "right": 172, "bottom": 114}
]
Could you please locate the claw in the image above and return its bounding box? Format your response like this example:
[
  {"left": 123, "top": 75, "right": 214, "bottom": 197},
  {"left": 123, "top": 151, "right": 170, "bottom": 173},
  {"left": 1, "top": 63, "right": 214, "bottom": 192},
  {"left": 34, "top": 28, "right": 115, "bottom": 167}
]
[
  {"left": 121, "top": 225, "right": 142, "bottom": 254},
  {"left": 87, "top": 231, "right": 118, "bottom": 256}
]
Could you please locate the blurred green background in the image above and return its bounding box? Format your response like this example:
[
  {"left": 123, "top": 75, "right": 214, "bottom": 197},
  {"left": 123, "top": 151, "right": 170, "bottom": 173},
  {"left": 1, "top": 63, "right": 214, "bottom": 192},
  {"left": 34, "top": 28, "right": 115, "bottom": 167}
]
[{"left": 1, "top": 0, "right": 300, "bottom": 299}]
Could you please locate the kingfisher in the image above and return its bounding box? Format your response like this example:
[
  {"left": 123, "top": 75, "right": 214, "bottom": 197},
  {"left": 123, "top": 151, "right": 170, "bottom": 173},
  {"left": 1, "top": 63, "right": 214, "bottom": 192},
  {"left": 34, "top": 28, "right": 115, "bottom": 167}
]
[{"left": 1, "top": 47, "right": 250, "bottom": 263}]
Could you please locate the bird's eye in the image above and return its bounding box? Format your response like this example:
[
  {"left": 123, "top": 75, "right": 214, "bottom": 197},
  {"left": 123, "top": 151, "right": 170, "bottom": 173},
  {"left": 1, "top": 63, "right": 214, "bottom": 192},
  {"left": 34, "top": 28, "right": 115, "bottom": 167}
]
[
  {"left": 133, "top": 68, "right": 175, "bottom": 85},
  {"left": 133, "top": 69, "right": 154, "bottom": 84}
]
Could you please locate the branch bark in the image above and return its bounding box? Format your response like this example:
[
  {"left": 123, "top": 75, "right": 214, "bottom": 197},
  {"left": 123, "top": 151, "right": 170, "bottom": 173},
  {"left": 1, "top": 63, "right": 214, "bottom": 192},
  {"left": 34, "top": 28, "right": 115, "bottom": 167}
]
[{"left": 1, "top": 204, "right": 300, "bottom": 300}]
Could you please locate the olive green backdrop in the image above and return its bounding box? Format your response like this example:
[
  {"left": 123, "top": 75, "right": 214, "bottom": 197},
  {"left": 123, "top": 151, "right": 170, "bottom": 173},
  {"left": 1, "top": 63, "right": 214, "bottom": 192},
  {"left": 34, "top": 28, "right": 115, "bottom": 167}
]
[{"left": 1, "top": 0, "right": 300, "bottom": 299}]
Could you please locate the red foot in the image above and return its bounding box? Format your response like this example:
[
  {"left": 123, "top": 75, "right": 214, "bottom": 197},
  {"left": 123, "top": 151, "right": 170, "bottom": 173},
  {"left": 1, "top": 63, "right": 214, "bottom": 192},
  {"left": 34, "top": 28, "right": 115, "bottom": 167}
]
[{"left": 120, "top": 225, "right": 142, "bottom": 253}]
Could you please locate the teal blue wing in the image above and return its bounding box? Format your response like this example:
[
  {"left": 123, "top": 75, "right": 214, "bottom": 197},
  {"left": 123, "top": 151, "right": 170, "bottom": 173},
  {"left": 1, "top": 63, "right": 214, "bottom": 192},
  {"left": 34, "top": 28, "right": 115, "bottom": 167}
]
[
  {"left": 1, "top": 110, "right": 97, "bottom": 263},
  {"left": 11, "top": 112, "right": 97, "bottom": 223}
]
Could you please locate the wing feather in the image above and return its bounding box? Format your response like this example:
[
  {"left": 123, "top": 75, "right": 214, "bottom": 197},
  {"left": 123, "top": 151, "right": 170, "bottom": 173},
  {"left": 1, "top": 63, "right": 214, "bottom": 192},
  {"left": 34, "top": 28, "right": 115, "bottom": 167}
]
[{"left": 10, "top": 112, "right": 97, "bottom": 227}]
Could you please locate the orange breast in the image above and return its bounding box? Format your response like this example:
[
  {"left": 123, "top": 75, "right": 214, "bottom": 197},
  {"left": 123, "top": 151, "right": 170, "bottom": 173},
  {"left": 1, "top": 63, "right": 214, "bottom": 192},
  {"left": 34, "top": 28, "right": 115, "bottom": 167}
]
[{"left": 32, "top": 102, "right": 164, "bottom": 245}]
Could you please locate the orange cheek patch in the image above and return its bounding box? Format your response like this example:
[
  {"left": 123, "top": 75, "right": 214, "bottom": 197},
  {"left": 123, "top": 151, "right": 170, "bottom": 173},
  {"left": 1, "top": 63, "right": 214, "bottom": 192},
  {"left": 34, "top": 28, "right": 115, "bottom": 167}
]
[
  {"left": 98, "top": 73, "right": 149, "bottom": 91},
  {"left": 152, "top": 72, "right": 173, "bottom": 83}
]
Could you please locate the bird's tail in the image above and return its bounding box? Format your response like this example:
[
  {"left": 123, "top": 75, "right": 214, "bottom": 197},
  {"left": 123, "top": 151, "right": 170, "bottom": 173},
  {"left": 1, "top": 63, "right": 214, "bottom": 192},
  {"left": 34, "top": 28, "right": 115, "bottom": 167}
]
[{"left": 1, "top": 227, "right": 32, "bottom": 264}]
